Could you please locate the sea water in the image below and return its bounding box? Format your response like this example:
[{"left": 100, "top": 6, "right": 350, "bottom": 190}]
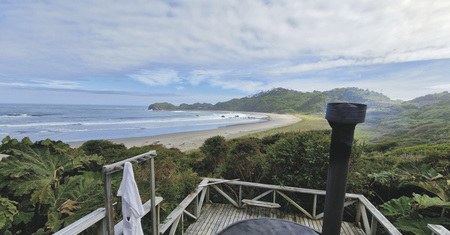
[{"left": 0, "top": 104, "right": 268, "bottom": 143}]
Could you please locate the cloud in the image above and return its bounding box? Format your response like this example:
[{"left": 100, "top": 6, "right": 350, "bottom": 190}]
[
  {"left": 0, "top": 79, "right": 80, "bottom": 89},
  {"left": 128, "top": 69, "right": 180, "bottom": 86},
  {"left": 2, "top": 0, "right": 449, "bottom": 78},
  {"left": 429, "top": 84, "right": 450, "bottom": 89},
  {"left": 188, "top": 70, "right": 229, "bottom": 85},
  {"left": 208, "top": 77, "right": 264, "bottom": 93}
]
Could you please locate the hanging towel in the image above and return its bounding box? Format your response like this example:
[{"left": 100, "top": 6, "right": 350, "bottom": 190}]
[{"left": 117, "top": 162, "right": 145, "bottom": 235}]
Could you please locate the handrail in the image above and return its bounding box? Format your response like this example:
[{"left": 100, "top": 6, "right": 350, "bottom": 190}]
[
  {"left": 54, "top": 197, "right": 163, "bottom": 235},
  {"left": 357, "top": 195, "right": 401, "bottom": 235},
  {"left": 54, "top": 208, "right": 106, "bottom": 235},
  {"left": 428, "top": 224, "right": 450, "bottom": 235},
  {"left": 159, "top": 178, "right": 209, "bottom": 234},
  {"left": 202, "top": 178, "right": 401, "bottom": 235},
  {"left": 204, "top": 178, "right": 360, "bottom": 199},
  {"left": 55, "top": 177, "right": 405, "bottom": 235}
]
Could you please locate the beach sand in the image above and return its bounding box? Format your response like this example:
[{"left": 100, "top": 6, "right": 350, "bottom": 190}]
[{"left": 69, "top": 113, "right": 301, "bottom": 152}]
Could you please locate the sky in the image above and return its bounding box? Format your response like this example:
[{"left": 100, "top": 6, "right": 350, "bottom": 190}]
[{"left": 0, "top": 0, "right": 449, "bottom": 106}]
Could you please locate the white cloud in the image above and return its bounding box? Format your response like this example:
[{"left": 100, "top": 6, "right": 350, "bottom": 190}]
[
  {"left": 209, "top": 77, "right": 264, "bottom": 93},
  {"left": 188, "top": 70, "right": 228, "bottom": 86},
  {"left": 2, "top": 0, "right": 449, "bottom": 77},
  {"left": 33, "top": 80, "right": 80, "bottom": 89},
  {"left": 0, "top": 79, "right": 80, "bottom": 89},
  {"left": 128, "top": 69, "right": 180, "bottom": 86},
  {"left": 429, "top": 84, "right": 450, "bottom": 89}
]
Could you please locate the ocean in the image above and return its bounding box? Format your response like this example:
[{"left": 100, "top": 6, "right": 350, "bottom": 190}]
[{"left": 0, "top": 104, "right": 268, "bottom": 143}]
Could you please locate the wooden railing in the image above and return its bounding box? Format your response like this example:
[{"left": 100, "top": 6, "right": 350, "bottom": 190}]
[
  {"left": 159, "top": 178, "right": 211, "bottom": 234},
  {"left": 428, "top": 224, "right": 450, "bottom": 235},
  {"left": 160, "top": 178, "right": 402, "bottom": 235},
  {"left": 55, "top": 150, "right": 161, "bottom": 235},
  {"left": 55, "top": 176, "right": 448, "bottom": 235},
  {"left": 54, "top": 197, "right": 163, "bottom": 235}
]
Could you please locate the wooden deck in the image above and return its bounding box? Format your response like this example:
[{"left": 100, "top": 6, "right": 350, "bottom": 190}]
[{"left": 185, "top": 203, "right": 365, "bottom": 235}]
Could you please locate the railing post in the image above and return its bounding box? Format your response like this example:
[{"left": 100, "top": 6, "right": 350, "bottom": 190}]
[
  {"left": 239, "top": 185, "right": 242, "bottom": 207},
  {"left": 103, "top": 172, "right": 114, "bottom": 235},
  {"left": 194, "top": 195, "right": 199, "bottom": 217},
  {"left": 371, "top": 216, "right": 378, "bottom": 235},
  {"left": 181, "top": 213, "right": 184, "bottom": 235},
  {"left": 150, "top": 157, "right": 158, "bottom": 235},
  {"left": 273, "top": 190, "right": 276, "bottom": 203},
  {"left": 355, "top": 201, "right": 362, "bottom": 227},
  {"left": 157, "top": 204, "right": 161, "bottom": 228},
  {"left": 96, "top": 217, "right": 106, "bottom": 235},
  {"left": 313, "top": 194, "right": 317, "bottom": 219}
]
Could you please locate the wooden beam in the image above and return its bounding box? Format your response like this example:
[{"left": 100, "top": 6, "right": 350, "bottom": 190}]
[
  {"left": 313, "top": 195, "right": 317, "bottom": 218},
  {"left": 211, "top": 185, "right": 239, "bottom": 207},
  {"left": 169, "top": 215, "right": 181, "bottom": 235},
  {"left": 428, "top": 224, "right": 450, "bottom": 235},
  {"left": 198, "top": 187, "right": 207, "bottom": 215},
  {"left": 252, "top": 190, "right": 273, "bottom": 201},
  {"left": 103, "top": 150, "right": 156, "bottom": 174},
  {"left": 150, "top": 157, "right": 158, "bottom": 235},
  {"left": 183, "top": 209, "right": 197, "bottom": 220},
  {"left": 103, "top": 173, "right": 114, "bottom": 235},
  {"left": 204, "top": 178, "right": 360, "bottom": 199},
  {"left": 359, "top": 203, "right": 371, "bottom": 235},
  {"left": 53, "top": 208, "right": 106, "bottom": 235},
  {"left": 277, "top": 191, "right": 313, "bottom": 219},
  {"left": 159, "top": 178, "right": 209, "bottom": 234},
  {"left": 239, "top": 185, "right": 242, "bottom": 208},
  {"left": 357, "top": 195, "right": 402, "bottom": 235},
  {"left": 371, "top": 216, "right": 378, "bottom": 235},
  {"left": 194, "top": 195, "right": 199, "bottom": 217},
  {"left": 198, "top": 179, "right": 240, "bottom": 187}
]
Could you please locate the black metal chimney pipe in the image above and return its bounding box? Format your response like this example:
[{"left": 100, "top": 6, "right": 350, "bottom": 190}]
[{"left": 322, "top": 103, "right": 367, "bottom": 235}]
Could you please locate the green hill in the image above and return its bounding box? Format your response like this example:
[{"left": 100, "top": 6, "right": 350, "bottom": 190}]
[
  {"left": 148, "top": 88, "right": 449, "bottom": 146},
  {"left": 369, "top": 91, "right": 449, "bottom": 146},
  {"left": 213, "top": 87, "right": 392, "bottom": 113},
  {"left": 149, "top": 87, "right": 391, "bottom": 113}
]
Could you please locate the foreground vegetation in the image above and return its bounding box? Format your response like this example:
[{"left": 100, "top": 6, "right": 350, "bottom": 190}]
[{"left": 1, "top": 130, "right": 448, "bottom": 234}]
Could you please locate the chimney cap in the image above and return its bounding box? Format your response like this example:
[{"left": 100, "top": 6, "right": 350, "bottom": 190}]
[{"left": 325, "top": 103, "right": 367, "bottom": 124}]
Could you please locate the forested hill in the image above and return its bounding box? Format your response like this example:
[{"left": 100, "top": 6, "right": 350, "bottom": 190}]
[
  {"left": 148, "top": 88, "right": 449, "bottom": 145},
  {"left": 148, "top": 87, "right": 391, "bottom": 113},
  {"left": 368, "top": 91, "right": 450, "bottom": 146}
]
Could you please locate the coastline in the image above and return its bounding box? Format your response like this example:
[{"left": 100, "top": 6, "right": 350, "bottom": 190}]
[{"left": 68, "top": 113, "right": 301, "bottom": 152}]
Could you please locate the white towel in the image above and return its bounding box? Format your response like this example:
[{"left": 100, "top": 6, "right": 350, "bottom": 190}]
[{"left": 117, "top": 162, "right": 145, "bottom": 235}]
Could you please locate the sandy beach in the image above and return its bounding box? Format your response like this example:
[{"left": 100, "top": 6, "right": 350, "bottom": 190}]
[{"left": 69, "top": 113, "right": 300, "bottom": 152}]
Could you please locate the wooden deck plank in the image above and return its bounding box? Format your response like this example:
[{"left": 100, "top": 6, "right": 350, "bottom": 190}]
[
  {"left": 185, "top": 204, "right": 365, "bottom": 235},
  {"left": 186, "top": 204, "right": 212, "bottom": 235}
]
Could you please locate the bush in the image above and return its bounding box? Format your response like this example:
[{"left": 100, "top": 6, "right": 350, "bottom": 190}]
[
  {"left": 199, "top": 136, "right": 228, "bottom": 175},
  {"left": 79, "top": 140, "right": 127, "bottom": 163},
  {"left": 217, "top": 138, "right": 267, "bottom": 183}
]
